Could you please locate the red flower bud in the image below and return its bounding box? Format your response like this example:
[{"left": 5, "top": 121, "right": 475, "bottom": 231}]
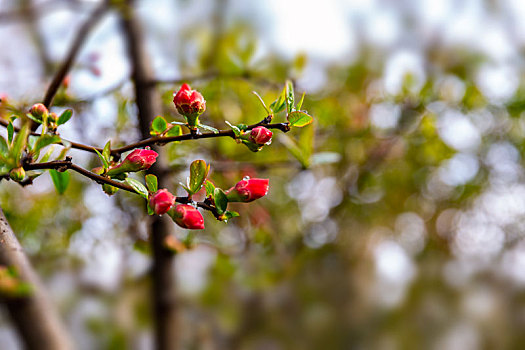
[
  {"left": 249, "top": 126, "right": 273, "bottom": 145},
  {"left": 149, "top": 189, "right": 176, "bottom": 215},
  {"left": 107, "top": 148, "right": 158, "bottom": 176},
  {"left": 173, "top": 84, "right": 206, "bottom": 120},
  {"left": 169, "top": 204, "right": 205, "bottom": 230},
  {"left": 30, "top": 103, "right": 48, "bottom": 120},
  {"left": 226, "top": 178, "right": 269, "bottom": 202}
]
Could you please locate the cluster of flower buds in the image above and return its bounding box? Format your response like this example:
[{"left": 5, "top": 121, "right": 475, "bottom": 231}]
[
  {"left": 107, "top": 148, "right": 158, "bottom": 177},
  {"left": 226, "top": 178, "right": 269, "bottom": 202},
  {"left": 149, "top": 189, "right": 205, "bottom": 230},
  {"left": 173, "top": 83, "right": 206, "bottom": 129}
]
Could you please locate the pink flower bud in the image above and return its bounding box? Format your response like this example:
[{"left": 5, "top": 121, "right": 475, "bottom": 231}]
[
  {"left": 226, "top": 178, "right": 269, "bottom": 202},
  {"left": 169, "top": 204, "right": 204, "bottom": 230},
  {"left": 249, "top": 126, "right": 273, "bottom": 145},
  {"left": 30, "top": 103, "right": 48, "bottom": 120},
  {"left": 107, "top": 148, "right": 158, "bottom": 176},
  {"left": 173, "top": 84, "right": 206, "bottom": 119},
  {"left": 149, "top": 189, "right": 176, "bottom": 215}
]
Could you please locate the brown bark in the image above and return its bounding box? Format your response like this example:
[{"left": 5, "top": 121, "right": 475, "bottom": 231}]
[
  {"left": 119, "top": 1, "right": 178, "bottom": 349},
  {"left": 0, "top": 208, "right": 73, "bottom": 350}
]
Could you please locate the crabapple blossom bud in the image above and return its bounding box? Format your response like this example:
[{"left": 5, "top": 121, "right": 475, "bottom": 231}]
[
  {"left": 226, "top": 178, "right": 269, "bottom": 202},
  {"left": 149, "top": 189, "right": 176, "bottom": 215},
  {"left": 30, "top": 103, "right": 48, "bottom": 120},
  {"left": 9, "top": 167, "right": 25, "bottom": 182},
  {"left": 107, "top": 148, "right": 158, "bottom": 176},
  {"left": 169, "top": 204, "right": 205, "bottom": 229},
  {"left": 173, "top": 84, "right": 206, "bottom": 127},
  {"left": 249, "top": 126, "right": 273, "bottom": 145}
]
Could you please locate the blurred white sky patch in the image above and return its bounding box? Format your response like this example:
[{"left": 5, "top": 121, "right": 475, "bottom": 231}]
[
  {"left": 175, "top": 245, "right": 217, "bottom": 295},
  {"left": 266, "top": 0, "right": 357, "bottom": 60}
]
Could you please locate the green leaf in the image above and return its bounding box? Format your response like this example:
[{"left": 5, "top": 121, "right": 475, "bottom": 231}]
[
  {"left": 151, "top": 116, "right": 168, "bottom": 135},
  {"left": 214, "top": 188, "right": 228, "bottom": 215},
  {"left": 94, "top": 148, "right": 109, "bottom": 170},
  {"left": 188, "top": 159, "right": 209, "bottom": 194},
  {"left": 204, "top": 180, "right": 215, "bottom": 197},
  {"left": 252, "top": 91, "right": 272, "bottom": 114},
  {"left": 125, "top": 178, "right": 149, "bottom": 199},
  {"left": 102, "top": 141, "right": 111, "bottom": 162},
  {"left": 225, "top": 121, "right": 242, "bottom": 138},
  {"left": 49, "top": 170, "right": 70, "bottom": 195},
  {"left": 179, "top": 182, "right": 192, "bottom": 194},
  {"left": 33, "top": 134, "right": 61, "bottom": 154},
  {"left": 11, "top": 123, "right": 29, "bottom": 162},
  {"left": 199, "top": 124, "right": 219, "bottom": 134},
  {"left": 296, "top": 92, "right": 306, "bottom": 111},
  {"left": 145, "top": 174, "right": 158, "bottom": 192},
  {"left": 39, "top": 145, "right": 56, "bottom": 163},
  {"left": 224, "top": 211, "right": 239, "bottom": 220},
  {"left": 7, "top": 122, "right": 13, "bottom": 144},
  {"left": 166, "top": 125, "right": 182, "bottom": 137},
  {"left": 57, "top": 109, "right": 72, "bottom": 125},
  {"left": 270, "top": 85, "right": 287, "bottom": 114},
  {"left": 286, "top": 80, "right": 295, "bottom": 114},
  {"left": 287, "top": 111, "right": 313, "bottom": 127},
  {"left": 26, "top": 112, "right": 43, "bottom": 125},
  {"left": 0, "top": 137, "right": 7, "bottom": 157}
]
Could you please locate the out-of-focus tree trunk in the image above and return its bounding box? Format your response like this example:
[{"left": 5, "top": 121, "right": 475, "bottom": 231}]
[
  {"left": 119, "top": 1, "right": 178, "bottom": 349},
  {"left": 0, "top": 207, "right": 73, "bottom": 350}
]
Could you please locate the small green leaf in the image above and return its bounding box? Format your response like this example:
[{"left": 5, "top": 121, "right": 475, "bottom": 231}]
[
  {"left": 296, "top": 92, "right": 306, "bottom": 110},
  {"left": 204, "top": 180, "right": 215, "bottom": 196},
  {"left": 57, "top": 109, "right": 73, "bottom": 125},
  {"left": 7, "top": 122, "right": 13, "bottom": 144},
  {"left": 94, "top": 148, "right": 109, "bottom": 170},
  {"left": 145, "top": 174, "right": 158, "bottom": 192},
  {"left": 287, "top": 111, "right": 313, "bottom": 127},
  {"left": 0, "top": 137, "right": 7, "bottom": 157},
  {"left": 252, "top": 91, "right": 272, "bottom": 114},
  {"left": 33, "top": 134, "right": 61, "bottom": 154},
  {"left": 225, "top": 121, "right": 242, "bottom": 138},
  {"left": 39, "top": 145, "right": 56, "bottom": 163},
  {"left": 102, "top": 141, "right": 111, "bottom": 162},
  {"left": 26, "top": 113, "right": 43, "bottom": 124},
  {"left": 188, "top": 160, "right": 209, "bottom": 194},
  {"left": 11, "top": 123, "right": 29, "bottom": 162},
  {"left": 286, "top": 80, "right": 295, "bottom": 114},
  {"left": 214, "top": 188, "right": 228, "bottom": 215},
  {"left": 151, "top": 116, "right": 167, "bottom": 135},
  {"left": 49, "top": 170, "right": 70, "bottom": 195},
  {"left": 270, "top": 85, "right": 287, "bottom": 114},
  {"left": 166, "top": 125, "right": 182, "bottom": 137},
  {"left": 199, "top": 124, "right": 219, "bottom": 134},
  {"left": 179, "top": 182, "right": 192, "bottom": 194},
  {"left": 125, "top": 178, "right": 149, "bottom": 199}
]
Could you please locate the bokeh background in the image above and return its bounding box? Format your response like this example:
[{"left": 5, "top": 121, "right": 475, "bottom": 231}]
[{"left": 2, "top": 0, "right": 525, "bottom": 349}]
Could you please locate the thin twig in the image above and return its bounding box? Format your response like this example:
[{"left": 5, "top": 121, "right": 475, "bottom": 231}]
[{"left": 42, "top": 0, "right": 110, "bottom": 108}]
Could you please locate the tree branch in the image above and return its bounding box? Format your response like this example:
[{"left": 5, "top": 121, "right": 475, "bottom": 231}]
[
  {"left": 0, "top": 208, "right": 73, "bottom": 349},
  {"left": 42, "top": 0, "right": 110, "bottom": 108}
]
